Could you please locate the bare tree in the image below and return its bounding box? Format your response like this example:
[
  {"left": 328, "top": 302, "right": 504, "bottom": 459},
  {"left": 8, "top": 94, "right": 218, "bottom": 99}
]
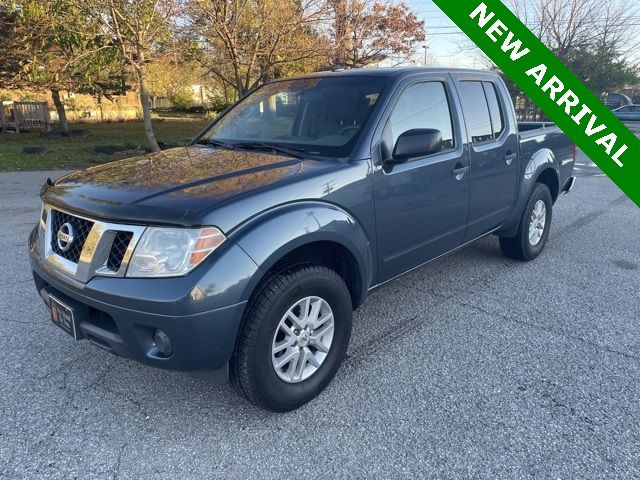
[
  {"left": 510, "top": 0, "right": 639, "bottom": 106},
  {"left": 73, "top": 0, "right": 181, "bottom": 152},
  {"left": 510, "top": 0, "right": 640, "bottom": 61},
  {"left": 454, "top": 0, "right": 639, "bottom": 119},
  {"left": 457, "top": 0, "right": 640, "bottom": 68}
]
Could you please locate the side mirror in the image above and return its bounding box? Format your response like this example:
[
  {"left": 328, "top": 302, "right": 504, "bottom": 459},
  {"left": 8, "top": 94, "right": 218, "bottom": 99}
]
[{"left": 387, "top": 128, "right": 443, "bottom": 165}]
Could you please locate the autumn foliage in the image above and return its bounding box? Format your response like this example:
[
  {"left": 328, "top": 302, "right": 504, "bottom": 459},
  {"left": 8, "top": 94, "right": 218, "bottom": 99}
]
[{"left": 0, "top": 0, "right": 426, "bottom": 149}]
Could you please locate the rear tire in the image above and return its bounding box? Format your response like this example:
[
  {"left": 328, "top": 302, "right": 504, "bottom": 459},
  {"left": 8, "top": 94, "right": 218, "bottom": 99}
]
[
  {"left": 499, "top": 183, "right": 552, "bottom": 261},
  {"left": 230, "top": 264, "right": 352, "bottom": 412}
]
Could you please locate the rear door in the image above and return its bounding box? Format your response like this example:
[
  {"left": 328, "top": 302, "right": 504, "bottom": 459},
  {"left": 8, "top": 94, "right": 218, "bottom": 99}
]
[
  {"left": 372, "top": 74, "right": 470, "bottom": 281},
  {"left": 452, "top": 74, "right": 519, "bottom": 240}
]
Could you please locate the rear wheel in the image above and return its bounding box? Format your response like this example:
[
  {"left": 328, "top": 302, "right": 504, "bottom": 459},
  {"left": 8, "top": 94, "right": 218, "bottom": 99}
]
[
  {"left": 499, "top": 183, "right": 553, "bottom": 261},
  {"left": 230, "top": 264, "right": 352, "bottom": 412}
]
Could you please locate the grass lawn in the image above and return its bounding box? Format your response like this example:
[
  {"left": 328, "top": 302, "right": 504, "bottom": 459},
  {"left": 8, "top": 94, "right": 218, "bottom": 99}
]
[{"left": 0, "top": 118, "right": 209, "bottom": 171}]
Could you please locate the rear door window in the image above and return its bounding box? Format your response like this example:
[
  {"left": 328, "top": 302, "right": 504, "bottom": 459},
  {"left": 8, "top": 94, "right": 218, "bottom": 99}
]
[
  {"left": 459, "top": 81, "right": 493, "bottom": 143},
  {"left": 483, "top": 82, "right": 504, "bottom": 138}
]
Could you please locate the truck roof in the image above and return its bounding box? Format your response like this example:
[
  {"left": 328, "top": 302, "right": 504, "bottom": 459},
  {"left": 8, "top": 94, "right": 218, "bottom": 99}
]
[{"left": 283, "top": 67, "right": 499, "bottom": 80}]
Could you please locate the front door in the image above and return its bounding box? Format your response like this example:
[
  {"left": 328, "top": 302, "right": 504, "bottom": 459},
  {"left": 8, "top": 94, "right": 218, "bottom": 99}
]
[{"left": 373, "top": 77, "right": 470, "bottom": 281}]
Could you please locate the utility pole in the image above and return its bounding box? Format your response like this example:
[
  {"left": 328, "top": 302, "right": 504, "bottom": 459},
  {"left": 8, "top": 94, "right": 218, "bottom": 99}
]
[{"left": 422, "top": 45, "right": 429, "bottom": 66}]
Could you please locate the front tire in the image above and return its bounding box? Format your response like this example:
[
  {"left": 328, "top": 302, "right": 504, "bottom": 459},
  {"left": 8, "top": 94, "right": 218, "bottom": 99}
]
[
  {"left": 230, "top": 264, "right": 352, "bottom": 412},
  {"left": 499, "top": 183, "right": 553, "bottom": 261}
]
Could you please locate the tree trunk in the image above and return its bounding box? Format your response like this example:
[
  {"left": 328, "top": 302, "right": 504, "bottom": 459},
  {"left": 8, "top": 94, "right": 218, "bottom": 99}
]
[
  {"left": 51, "top": 89, "right": 69, "bottom": 133},
  {"left": 96, "top": 94, "right": 104, "bottom": 123},
  {"left": 136, "top": 67, "right": 161, "bottom": 152},
  {"left": 330, "top": 0, "right": 349, "bottom": 67}
]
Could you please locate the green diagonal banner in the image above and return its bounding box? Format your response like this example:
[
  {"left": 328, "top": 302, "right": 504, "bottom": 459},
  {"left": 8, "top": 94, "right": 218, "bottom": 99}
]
[{"left": 432, "top": 0, "right": 640, "bottom": 207}]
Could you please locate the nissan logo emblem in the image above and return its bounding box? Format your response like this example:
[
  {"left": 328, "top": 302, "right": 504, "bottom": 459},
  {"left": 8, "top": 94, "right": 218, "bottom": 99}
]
[{"left": 56, "top": 222, "right": 75, "bottom": 252}]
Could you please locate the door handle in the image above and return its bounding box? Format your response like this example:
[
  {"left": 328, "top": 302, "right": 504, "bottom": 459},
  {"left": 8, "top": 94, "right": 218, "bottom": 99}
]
[
  {"left": 451, "top": 165, "right": 470, "bottom": 179},
  {"left": 505, "top": 152, "right": 517, "bottom": 165}
]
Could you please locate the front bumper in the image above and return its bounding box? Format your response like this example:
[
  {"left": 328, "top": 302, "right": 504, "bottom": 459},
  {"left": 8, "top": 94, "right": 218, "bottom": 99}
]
[{"left": 29, "top": 227, "right": 252, "bottom": 383}]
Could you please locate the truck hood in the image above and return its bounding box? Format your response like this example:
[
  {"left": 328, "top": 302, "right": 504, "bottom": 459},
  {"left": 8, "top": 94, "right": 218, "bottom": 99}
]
[{"left": 42, "top": 146, "right": 330, "bottom": 227}]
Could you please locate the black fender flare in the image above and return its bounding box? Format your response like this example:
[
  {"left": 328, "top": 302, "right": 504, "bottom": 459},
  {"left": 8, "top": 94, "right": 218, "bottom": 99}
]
[
  {"left": 230, "top": 201, "right": 373, "bottom": 307},
  {"left": 497, "top": 148, "right": 560, "bottom": 238}
]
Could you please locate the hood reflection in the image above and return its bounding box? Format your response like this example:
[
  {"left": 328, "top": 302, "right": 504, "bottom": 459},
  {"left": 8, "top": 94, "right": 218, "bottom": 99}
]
[{"left": 44, "top": 146, "right": 329, "bottom": 216}]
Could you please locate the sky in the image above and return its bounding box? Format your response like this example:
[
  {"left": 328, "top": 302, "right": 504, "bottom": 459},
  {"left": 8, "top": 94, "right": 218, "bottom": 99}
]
[
  {"left": 406, "top": 0, "right": 640, "bottom": 69},
  {"left": 405, "top": 0, "right": 482, "bottom": 68}
]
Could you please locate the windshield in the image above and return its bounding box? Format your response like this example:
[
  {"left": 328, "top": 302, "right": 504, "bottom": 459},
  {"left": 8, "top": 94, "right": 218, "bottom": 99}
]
[{"left": 200, "top": 76, "right": 388, "bottom": 157}]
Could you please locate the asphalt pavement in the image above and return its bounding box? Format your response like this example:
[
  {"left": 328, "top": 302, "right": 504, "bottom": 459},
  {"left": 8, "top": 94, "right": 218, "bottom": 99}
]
[{"left": 0, "top": 155, "right": 638, "bottom": 479}]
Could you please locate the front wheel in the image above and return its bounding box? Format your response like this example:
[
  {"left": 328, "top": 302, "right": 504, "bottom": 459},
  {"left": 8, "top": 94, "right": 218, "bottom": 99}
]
[
  {"left": 230, "top": 264, "right": 353, "bottom": 412},
  {"left": 499, "top": 183, "right": 553, "bottom": 261}
]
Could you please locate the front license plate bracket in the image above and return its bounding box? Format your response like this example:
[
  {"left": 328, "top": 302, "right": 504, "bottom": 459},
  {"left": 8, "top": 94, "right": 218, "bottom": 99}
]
[{"left": 49, "top": 295, "right": 80, "bottom": 340}]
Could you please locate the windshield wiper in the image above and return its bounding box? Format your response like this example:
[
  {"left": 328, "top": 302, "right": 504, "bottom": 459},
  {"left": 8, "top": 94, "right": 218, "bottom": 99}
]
[
  {"left": 195, "top": 138, "right": 237, "bottom": 150},
  {"left": 234, "top": 141, "right": 305, "bottom": 159}
]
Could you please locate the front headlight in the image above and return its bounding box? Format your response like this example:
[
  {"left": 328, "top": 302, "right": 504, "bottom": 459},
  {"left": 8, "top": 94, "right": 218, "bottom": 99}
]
[{"left": 126, "top": 226, "right": 226, "bottom": 278}]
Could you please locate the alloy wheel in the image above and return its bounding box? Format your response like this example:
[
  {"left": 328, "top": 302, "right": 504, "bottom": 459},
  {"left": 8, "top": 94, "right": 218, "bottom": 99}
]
[
  {"left": 271, "top": 296, "right": 335, "bottom": 383},
  {"left": 528, "top": 199, "right": 547, "bottom": 246}
]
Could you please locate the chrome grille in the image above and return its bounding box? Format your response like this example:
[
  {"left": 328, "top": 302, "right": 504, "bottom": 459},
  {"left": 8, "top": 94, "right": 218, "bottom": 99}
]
[
  {"left": 41, "top": 205, "right": 146, "bottom": 282},
  {"left": 50, "top": 210, "right": 94, "bottom": 263}
]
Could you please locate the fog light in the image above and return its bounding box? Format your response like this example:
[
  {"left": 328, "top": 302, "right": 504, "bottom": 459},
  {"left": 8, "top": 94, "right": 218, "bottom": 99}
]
[{"left": 154, "top": 329, "right": 173, "bottom": 357}]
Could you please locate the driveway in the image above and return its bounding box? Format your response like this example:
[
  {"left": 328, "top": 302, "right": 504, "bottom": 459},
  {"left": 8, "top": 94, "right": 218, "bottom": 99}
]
[{"left": 0, "top": 164, "right": 638, "bottom": 479}]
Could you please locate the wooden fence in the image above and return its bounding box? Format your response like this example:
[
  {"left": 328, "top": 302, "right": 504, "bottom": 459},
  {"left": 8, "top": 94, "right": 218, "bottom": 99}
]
[{"left": 0, "top": 101, "right": 51, "bottom": 133}]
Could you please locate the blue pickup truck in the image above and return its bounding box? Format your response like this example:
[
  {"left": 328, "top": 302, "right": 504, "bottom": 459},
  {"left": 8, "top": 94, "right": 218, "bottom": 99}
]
[{"left": 29, "top": 68, "right": 575, "bottom": 411}]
